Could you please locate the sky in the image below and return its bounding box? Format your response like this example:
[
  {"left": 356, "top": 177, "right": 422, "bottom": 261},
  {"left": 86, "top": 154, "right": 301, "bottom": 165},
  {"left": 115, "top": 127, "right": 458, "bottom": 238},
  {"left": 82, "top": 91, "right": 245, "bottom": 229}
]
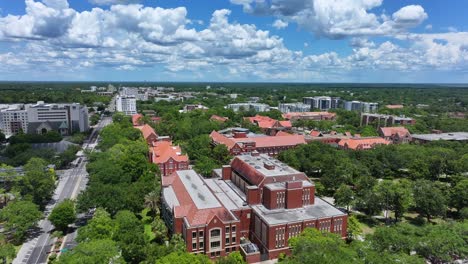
[{"left": 0, "top": 0, "right": 467, "bottom": 83}]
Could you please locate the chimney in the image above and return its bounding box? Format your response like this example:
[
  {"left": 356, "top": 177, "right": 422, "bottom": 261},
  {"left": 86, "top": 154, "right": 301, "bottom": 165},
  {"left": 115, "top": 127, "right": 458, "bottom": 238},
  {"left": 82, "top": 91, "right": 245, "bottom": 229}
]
[
  {"left": 222, "top": 165, "right": 232, "bottom": 180},
  {"left": 246, "top": 186, "right": 260, "bottom": 205},
  {"left": 264, "top": 162, "right": 275, "bottom": 170},
  {"left": 251, "top": 151, "right": 260, "bottom": 157}
]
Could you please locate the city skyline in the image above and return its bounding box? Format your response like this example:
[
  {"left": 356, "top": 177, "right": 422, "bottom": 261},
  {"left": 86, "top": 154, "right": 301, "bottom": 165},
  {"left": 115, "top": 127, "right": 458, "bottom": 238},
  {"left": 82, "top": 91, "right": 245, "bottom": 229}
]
[{"left": 1, "top": 0, "right": 468, "bottom": 83}]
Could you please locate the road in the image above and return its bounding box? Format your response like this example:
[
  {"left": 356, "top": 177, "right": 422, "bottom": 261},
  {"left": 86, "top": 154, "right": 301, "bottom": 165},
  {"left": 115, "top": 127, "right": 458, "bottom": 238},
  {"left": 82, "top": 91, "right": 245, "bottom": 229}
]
[{"left": 13, "top": 117, "right": 112, "bottom": 264}]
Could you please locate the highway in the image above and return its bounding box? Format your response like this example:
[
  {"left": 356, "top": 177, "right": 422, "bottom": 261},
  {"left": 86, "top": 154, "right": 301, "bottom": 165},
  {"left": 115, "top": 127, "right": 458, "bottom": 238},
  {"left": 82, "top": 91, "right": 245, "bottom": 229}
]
[{"left": 13, "top": 116, "right": 112, "bottom": 264}]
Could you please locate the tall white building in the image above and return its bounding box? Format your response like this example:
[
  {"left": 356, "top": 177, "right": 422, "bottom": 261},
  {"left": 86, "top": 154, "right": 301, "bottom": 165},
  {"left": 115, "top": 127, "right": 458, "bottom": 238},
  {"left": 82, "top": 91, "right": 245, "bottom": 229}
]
[
  {"left": 226, "top": 103, "right": 270, "bottom": 112},
  {"left": 116, "top": 95, "right": 137, "bottom": 115},
  {"left": 343, "top": 101, "right": 378, "bottom": 113},
  {"left": 303, "top": 96, "right": 340, "bottom": 111},
  {"left": 26, "top": 101, "right": 89, "bottom": 135},
  {"left": 0, "top": 102, "right": 89, "bottom": 137},
  {"left": 0, "top": 104, "right": 28, "bottom": 137}
]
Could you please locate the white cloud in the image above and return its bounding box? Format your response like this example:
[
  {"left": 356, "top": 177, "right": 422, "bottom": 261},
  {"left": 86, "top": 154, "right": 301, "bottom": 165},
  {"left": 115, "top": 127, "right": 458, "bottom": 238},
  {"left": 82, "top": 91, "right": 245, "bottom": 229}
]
[
  {"left": 230, "top": 0, "right": 427, "bottom": 38},
  {"left": 89, "top": 0, "right": 141, "bottom": 6},
  {"left": 447, "top": 26, "right": 458, "bottom": 33},
  {"left": 272, "top": 19, "right": 288, "bottom": 29},
  {"left": 425, "top": 24, "right": 432, "bottom": 30}
]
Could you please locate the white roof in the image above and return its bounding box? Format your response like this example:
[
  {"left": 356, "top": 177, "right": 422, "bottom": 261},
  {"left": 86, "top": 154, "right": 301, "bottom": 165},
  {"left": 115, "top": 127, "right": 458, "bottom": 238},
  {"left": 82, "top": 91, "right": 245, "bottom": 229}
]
[{"left": 177, "top": 170, "right": 222, "bottom": 210}]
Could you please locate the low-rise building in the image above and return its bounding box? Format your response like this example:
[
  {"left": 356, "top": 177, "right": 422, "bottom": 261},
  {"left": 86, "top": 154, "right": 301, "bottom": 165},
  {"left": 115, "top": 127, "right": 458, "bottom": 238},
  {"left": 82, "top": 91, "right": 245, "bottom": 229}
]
[
  {"left": 161, "top": 154, "right": 347, "bottom": 262},
  {"left": 244, "top": 115, "right": 292, "bottom": 136},
  {"left": 337, "top": 137, "right": 391, "bottom": 150},
  {"left": 379, "top": 127, "right": 412, "bottom": 144},
  {"left": 282, "top": 112, "right": 336, "bottom": 122},
  {"left": 210, "top": 129, "right": 305, "bottom": 156},
  {"left": 132, "top": 114, "right": 144, "bottom": 126},
  {"left": 180, "top": 104, "right": 209, "bottom": 113},
  {"left": 307, "top": 130, "right": 356, "bottom": 145},
  {"left": 135, "top": 124, "right": 158, "bottom": 145},
  {"left": 278, "top": 103, "right": 311, "bottom": 113},
  {"left": 227, "top": 103, "right": 270, "bottom": 112},
  {"left": 412, "top": 132, "right": 468, "bottom": 144},
  {"left": 150, "top": 141, "right": 189, "bottom": 176},
  {"left": 385, "top": 104, "right": 404, "bottom": 109},
  {"left": 210, "top": 115, "right": 229, "bottom": 123},
  {"left": 361, "top": 113, "right": 415, "bottom": 127}
]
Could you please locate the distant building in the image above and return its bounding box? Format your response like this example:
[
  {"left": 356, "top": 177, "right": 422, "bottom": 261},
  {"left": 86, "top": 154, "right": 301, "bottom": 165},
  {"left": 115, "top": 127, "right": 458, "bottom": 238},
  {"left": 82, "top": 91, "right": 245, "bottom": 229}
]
[
  {"left": 180, "top": 104, "right": 209, "bottom": 113},
  {"left": 385, "top": 105, "right": 404, "bottom": 109},
  {"left": 282, "top": 112, "right": 336, "bottom": 122},
  {"left": 278, "top": 103, "right": 311, "bottom": 113},
  {"left": 338, "top": 137, "right": 391, "bottom": 150},
  {"left": 412, "top": 132, "right": 468, "bottom": 144},
  {"left": 307, "top": 130, "right": 356, "bottom": 145},
  {"left": 379, "top": 127, "right": 412, "bottom": 144},
  {"left": 210, "top": 115, "right": 229, "bottom": 123},
  {"left": 210, "top": 129, "right": 305, "bottom": 156},
  {"left": 150, "top": 141, "right": 189, "bottom": 176},
  {"left": 244, "top": 115, "right": 292, "bottom": 136},
  {"left": 132, "top": 114, "right": 144, "bottom": 126},
  {"left": 116, "top": 95, "right": 137, "bottom": 115},
  {"left": 161, "top": 154, "right": 347, "bottom": 262},
  {"left": 27, "top": 101, "right": 89, "bottom": 136},
  {"left": 302, "top": 96, "right": 340, "bottom": 111},
  {"left": 361, "top": 113, "right": 415, "bottom": 127},
  {"left": 343, "top": 101, "right": 378, "bottom": 113},
  {"left": 227, "top": 103, "right": 270, "bottom": 112},
  {"left": 0, "top": 104, "right": 28, "bottom": 137}
]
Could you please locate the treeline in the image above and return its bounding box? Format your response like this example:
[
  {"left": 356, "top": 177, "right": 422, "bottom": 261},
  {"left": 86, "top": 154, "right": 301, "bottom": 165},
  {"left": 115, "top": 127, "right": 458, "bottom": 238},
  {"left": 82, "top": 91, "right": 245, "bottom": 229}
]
[
  {"left": 281, "top": 221, "right": 467, "bottom": 264},
  {"left": 278, "top": 141, "right": 468, "bottom": 221}
]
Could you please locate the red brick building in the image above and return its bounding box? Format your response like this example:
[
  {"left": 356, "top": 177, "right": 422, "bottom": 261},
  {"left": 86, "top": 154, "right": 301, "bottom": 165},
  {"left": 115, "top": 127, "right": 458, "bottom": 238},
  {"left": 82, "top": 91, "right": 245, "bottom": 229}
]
[
  {"left": 161, "top": 154, "right": 347, "bottom": 262},
  {"left": 210, "top": 129, "right": 305, "bottom": 156},
  {"left": 338, "top": 137, "right": 391, "bottom": 150},
  {"left": 150, "top": 141, "right": 189, "bottom": 176},
  {"left": 245, "top": 115, "right": 292, "bottom": 135},
  {"left": 132, "top": 113, "right": 144, "bottom": 126},
  {"left": 361, "top": 113, "right": 416, "bottom": 127},
  {"left": 210, "top": 115, "right": 229, "bottom": 123},
  {"left": 135, "top": 124, "right": 158, "bottom": 145},
  {"left": 379, "top": 127, "right": 412, "bottom": 144}
]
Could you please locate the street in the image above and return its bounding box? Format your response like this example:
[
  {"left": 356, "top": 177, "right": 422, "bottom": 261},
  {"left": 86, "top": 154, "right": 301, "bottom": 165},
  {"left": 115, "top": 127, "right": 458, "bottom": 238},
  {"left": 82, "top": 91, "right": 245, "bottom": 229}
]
[{"left": 13, "top": 117, "right": 112, "bottom": 264}]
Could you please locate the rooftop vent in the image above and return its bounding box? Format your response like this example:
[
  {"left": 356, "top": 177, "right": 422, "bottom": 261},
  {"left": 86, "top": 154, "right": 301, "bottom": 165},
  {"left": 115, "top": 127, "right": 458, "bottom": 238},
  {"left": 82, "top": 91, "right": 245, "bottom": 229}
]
[
  {"left": 198, "top": 193, "right": 205, "bottom": 201},
  {"left": 264, "top": 162, "right": 275, "bottom": 170}
]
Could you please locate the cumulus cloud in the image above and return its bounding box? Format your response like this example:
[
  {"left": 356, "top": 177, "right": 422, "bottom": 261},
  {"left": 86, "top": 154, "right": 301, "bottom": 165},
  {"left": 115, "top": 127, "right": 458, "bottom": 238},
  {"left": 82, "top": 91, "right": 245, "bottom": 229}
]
[
  {"left": 89, "top": 0, "right": 141, "bottom": 5},
  {"left": 230, "top": 0, "right": 427, "bottom": 38},
  {"left": 272, "top": 19, "right": 288, "bottom": 29}
]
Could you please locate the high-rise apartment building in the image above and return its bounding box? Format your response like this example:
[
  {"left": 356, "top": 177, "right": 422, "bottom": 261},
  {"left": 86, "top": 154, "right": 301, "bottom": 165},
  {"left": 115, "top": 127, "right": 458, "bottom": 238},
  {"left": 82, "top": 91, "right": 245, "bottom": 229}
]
[{"left": 116, "top": 95, "right": 137, "bottom": 115}]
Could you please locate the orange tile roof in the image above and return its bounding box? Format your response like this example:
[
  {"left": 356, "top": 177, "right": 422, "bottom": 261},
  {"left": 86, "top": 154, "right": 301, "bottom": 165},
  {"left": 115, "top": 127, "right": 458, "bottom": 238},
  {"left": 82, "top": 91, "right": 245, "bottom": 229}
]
[
  {"left": 338, "top": 137, "right": 391, "bottom": 150},
  {"left": 380, "top": 127, "right": 410, "bottom": 138},
  {"left": 151, "top": 141, "right": 188, "bottom": 164},
  {"left": 385, "top": 105, "right": 404, "bottom": 109},
  {"left": 210, "top": 115, "right": 229, "bottom": 122},
  {"left": 246, "top": 115, "right": 292, "bottom": 129},
  {"left": 135, "top": 124, "right": 158, "bottom": 141},
  {"left": 210, "top": 130, "right": 305, "bottom": 150},
  {"left": 310, "top": 130, "right": 322, "bottom": 137},
  {"left": 132, "top": 114, "right": 143, "bottom": 126},
  {"left": 276, "top": 131, "right": 294, "bottom": 136}
]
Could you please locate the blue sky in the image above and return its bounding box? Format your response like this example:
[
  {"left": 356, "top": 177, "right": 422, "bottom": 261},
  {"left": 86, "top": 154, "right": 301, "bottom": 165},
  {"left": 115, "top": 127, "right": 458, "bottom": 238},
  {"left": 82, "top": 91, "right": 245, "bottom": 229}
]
[{"left": 0, "top": 0, "right": 467, "bottom": 82}]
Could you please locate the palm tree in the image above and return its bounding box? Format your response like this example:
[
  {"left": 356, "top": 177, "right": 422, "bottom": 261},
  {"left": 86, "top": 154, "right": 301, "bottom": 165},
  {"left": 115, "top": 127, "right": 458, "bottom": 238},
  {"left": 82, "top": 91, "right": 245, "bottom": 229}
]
[{"left": 144, "top": 191, "right": 160, "bottom": 216}]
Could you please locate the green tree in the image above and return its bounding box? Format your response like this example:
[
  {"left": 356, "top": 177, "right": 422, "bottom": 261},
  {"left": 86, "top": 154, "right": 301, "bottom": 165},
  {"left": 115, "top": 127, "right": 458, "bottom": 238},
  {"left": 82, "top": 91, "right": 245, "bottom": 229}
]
[
  {"left": 346, "top": 215, "right": 362, "bottom": 241},
  {"left": 0, "top": 131, "right": 5, "bottom": 143},
  {"left": 0, "top": 235, "right": 15, "bottom": 264},
  {"left": 450, "top": 179, "right": 468, "bottom": 213},
  {"left": 282, "top": 228, "right": 359, "bottom": 264},
  {"left": 212, "top": 144, "right": 232, "bottom": 165},
  {"left": 19, "top": 158, "right": 56, "bottom": 207},
  {"left": 58, "top": 239, "right": 125, "bottom": 264},
  {"left": 0, "top": 200, "right": 42, "bottom": 243},
  {"left": 413, "top": 180, "right": 447, "bottom": 222},
  {"left": 157, "top": 252, "right": 210, "bottom": 264},
  {"left": 77, "top": 208, "right": 114, "bottom": 242},
  {"left": 112, "top": 210, "right": 147, "bottom": 263},
  {"left": 216, "top": 251, "right": 245, "bottom": 264},
  {"left": 194, "top": 156, "right": 218, "bottom": 177},
  {"left": 334, "top": 184, "right": 354, "bottom": 213},
  {"left": 170, "top": 234, "right": 186, "bottom": 252},
  {"left": 49, "top": 199, "right": 76, "bottom": 232}
]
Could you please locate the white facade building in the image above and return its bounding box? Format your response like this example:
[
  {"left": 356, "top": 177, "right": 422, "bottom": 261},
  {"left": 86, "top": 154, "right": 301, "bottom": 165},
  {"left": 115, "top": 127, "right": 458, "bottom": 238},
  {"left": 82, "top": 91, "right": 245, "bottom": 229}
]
[
  {"left": 226, "top": 103, "right": 270, "bottom": 112},
  {"left": 303, "top": 96, "right": 340, "bottom": 111},
  {"left": 278, "top": 103, "right": 311, "bottom": 113},
  {"left": 116, "top": 95, "right": 137, "bottom": 115},
  {"left": 0, "top": 104, "right": 28, "bottom": 138}
]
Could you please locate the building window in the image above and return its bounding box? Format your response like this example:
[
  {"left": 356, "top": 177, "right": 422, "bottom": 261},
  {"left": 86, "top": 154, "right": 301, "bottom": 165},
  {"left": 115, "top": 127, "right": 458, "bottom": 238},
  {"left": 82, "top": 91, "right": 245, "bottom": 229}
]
[
  {"left": 226, "top": 247, "right": 230, "bottom": 253},
  {"left": 211, "top": 229, "right": 221, "bottom": 238},
  {"left": 225, "top": 226, "right": 230, "bottom": 234},
  {"left": 199, "top": 242, "right": 204, "bottom": 249},
  {"left": 210, "top": 241, "right": 221, "bottom": 249},
  {"left": 199, "top": 231, "right": 204, "bottom": 237},
  {"left": 192, "top": 243, "right": 197, "bottom": 250},
  {"left": 231, "top": 236, "right": 236, "bottom": 244},
  {"left": 192, "top": 231, "right": 197, "bottom": 239},
  {"left": 226, "top": 237, "right": 230, "bottom": 244},
  {"left": 231, "top": 226, "right": 236, "bottom": 232}
]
